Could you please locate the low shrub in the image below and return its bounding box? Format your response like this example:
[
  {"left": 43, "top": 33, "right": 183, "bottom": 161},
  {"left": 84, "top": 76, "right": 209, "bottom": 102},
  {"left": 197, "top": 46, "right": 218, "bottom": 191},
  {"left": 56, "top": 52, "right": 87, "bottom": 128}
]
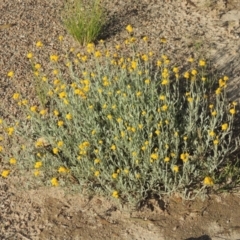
[{"left": 1, "top": 26, "right": 240, "bottom": 206}]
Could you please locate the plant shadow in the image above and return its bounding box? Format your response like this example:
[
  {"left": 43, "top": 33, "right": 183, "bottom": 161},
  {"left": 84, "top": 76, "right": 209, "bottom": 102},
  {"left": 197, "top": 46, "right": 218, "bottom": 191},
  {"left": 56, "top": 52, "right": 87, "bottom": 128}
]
[
  {"left": 98, "top": 7, "right": 139, "bottom": 41},
  {"left": 185, "top": 235, "right": 212, "bottom": 240}
]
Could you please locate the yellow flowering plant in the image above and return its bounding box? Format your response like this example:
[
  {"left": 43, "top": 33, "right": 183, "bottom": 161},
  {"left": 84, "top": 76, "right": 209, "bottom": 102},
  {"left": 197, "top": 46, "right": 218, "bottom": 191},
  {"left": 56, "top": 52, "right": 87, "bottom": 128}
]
[{"left": 3, "top": 27, "right": 240, "bottom": 206}]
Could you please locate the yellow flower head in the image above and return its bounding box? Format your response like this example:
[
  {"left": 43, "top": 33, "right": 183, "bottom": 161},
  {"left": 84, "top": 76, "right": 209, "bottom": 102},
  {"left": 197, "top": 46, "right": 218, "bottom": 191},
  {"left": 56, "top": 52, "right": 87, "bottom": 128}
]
[
  {"left": 164, "top": 59, "right": 170, "bottom": 65},
  {"left": 221, "top": 123, "right": 228, "bottom": 131},
  {"left": 94, "top": 158, "right": 101, "bottom": 164},
  {"left": 135, "top": 173, "right": 141, "bottom": 179},
  {"left": 184, "top": 72, "right": 190, "bottom": 79},
  {"left": 7, "top": 71, "right": 14, "bottom": 78},
  {"left": 47, "top": 90, "right": 53, "bottom": 96},
  {"left": 199, "top": 60, "right": 206, "bottom": 67},
  {"left": 58, "top": 166, "right": 69, "bottom": 173},
  {"left": 34, "top": 63, "right": 41, "bottom": 70},
  {"left": 180, "top": 153, "right": 189, "bottom": 163},
  {"left": 173, "top": 67, "right": 179, "bottom": 73},
  {"left": 161, "top": 79, "right": 169, "bottom": 85},
  {"left": 219, "top": 79, "right": 226, "bottom": 88},
  {"left": 131, "top": 61, "right": 137, "bottom": 70},
  {"left": 34, "top": 161, "right": 42, "bottom": 169},
  {"left": 42, "top": 76, "right": 47, "bottom": 82},
  {"left": 27, "top": 52, "right": 33, "bottom": 59},
  {"left": 126, "top": 25, "right": 133, "bottom": 33},
  {"left": 112, "top": 191, "right": 119, "bottom": 198},
  {"left": 115, "top": 44, "right": 121, "bottom": 50},
  {"left": 87, "top": 43, "right": 95, "bottom": 53},
  {"left": 157, "top": 60, "right": 162, "bottom": 67},
  {"left": 188, "top": 57, "right": 194, "bottom": 63},
  {"left": 35, "top": 138, "right": 47, "bottom": 148},
  {"left": 161, "top": 104, "right": 168, "bottom": 111},
  {"left": 144, "top": 79, "right": 151, "bottom": 85},
  {"left": 94, "top": 51, "right": 102, "bottom": 58},
  {"left": 159, "top": 95, "right": 165, "bottom": 101},
  {"left": 142, "top": 36, "right": 148, "bottom": 42},
  {"left": 112, "top": 173, "right": 118, "bottom": 179},
  {"left": 59, "top": 91, "right": 67, "bottom": 98},
  {"left": 155, "top": 129, "right": 160, "bottom": 135},
  {"left": 57, "top": 120, "right": 64, "bottom": 127},
  {"left": 110, "top": 145, "right": 116, "bottom": 151},
  {"left": 1, "top": 170, "right": 10, "bottom": 178},
  {"left": 9, "top": 158, "right": 17, "bottom": 165},
  {"left": 81, "top": 55, "right": 88, "bottom": 62},
  {"left": 12, "top": 93, "right": 20, "bottom": 100},
  {"left": 36, "top": 41, "right": 43, "bottom": 47},
  {"left": 50, "top": 54, "right": 59, "bottom": 62},
  {"left": 6, "top": 127, "right": 14, "bottom": 136},
  {"left": 34, "top": 71, "right": 39, "bottom": 76},
  {"left": 164, "top": 157, "right": 170, "bottom": 162},
  {"left": 53, "top": 110, "right": 59, "bottom": 116},
  {"left": 20, "top": 99, "right": 28, "bottom": 105},
  {"left": 172, "top": 165, "right": 179, "bottom": 173},
  {"left": 107, "top": 115, "right": 112, "bottom": 120},
  {"left": 83, "top": 141, "right": 90, "bottom": 148},
  {"left": 141, "top": 54, "right": 148, "bottom": 61},
  {"left": 203, "top": 176, "right": 214, "bottom": 186},
  {"left": 191, "top": 69, "right": 197, "bottom": 76},
  {"left": 53, "top": 147, "right": 59, "bottom": 154},
  {"left": 94, "top": 171, "right": 100, "bottom": 177},
  {"left": 51, "top": 177, "right": 59, "bottom": 186},
  {"left": 223, "top": 76, "right": 229, "bottom": 81},
  {"left": 229, "top": 108, "right": 236, "bottom": 115},
  {"left": 150, "top": 153, "right": 158, "bottom": 160},
  {"left": 52, "top": 69, "right": 59, "bottom": 75},
  {"left": 57, "top": 141, "right": 64, "bottom": 147},
  {"left": 136, "top": 91, "right": 142, "bottom": 97},
  {"left": 58, "top": 35, "right": 63, "bottom": 41},
  {"left": 30, "top": 105, "right": 37, "bottom": 112},
  {"left": 209, "top": 131, "right": 215, "bottom": 137},
  {"left": 34, "top": 170, "right": 40, "bottom": 177},
  {"left": 215, "top": 88, "right": 221, "bottom": 95},
  {"left": 66, "top": 113, "right": 72, "bottom": 120},
  {"left": 40, "top": 109, "right": 47, "bottom": 116},
  {"left": 211, "top": 110, "right": 217, "bottom": 116}
]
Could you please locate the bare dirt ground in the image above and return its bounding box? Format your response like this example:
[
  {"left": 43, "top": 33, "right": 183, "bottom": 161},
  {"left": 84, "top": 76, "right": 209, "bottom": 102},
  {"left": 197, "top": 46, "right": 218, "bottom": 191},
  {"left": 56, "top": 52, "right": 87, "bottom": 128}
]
[
  {"left": 1, "top": 0, "right": 240, "bottom": 239},
  {"left": 1, "top": 181, "right": 240, "bottom": 240}
]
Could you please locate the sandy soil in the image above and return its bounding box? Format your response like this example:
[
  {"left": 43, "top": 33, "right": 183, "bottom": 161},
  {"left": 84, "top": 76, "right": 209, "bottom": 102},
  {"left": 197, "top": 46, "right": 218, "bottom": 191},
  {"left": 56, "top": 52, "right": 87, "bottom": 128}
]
[{"left": 1, "top": 0, "right": 240, "bottom": 239}]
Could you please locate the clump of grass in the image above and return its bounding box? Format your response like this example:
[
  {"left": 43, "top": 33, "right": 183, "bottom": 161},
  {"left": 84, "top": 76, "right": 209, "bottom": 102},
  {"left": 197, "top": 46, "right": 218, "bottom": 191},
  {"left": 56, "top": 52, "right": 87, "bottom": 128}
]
[
  {"left": 1, "top": 26, "right": 240, "bottom": 206},
  {"left": 61, "top": 0, "right": 106, "bottom": 45}
]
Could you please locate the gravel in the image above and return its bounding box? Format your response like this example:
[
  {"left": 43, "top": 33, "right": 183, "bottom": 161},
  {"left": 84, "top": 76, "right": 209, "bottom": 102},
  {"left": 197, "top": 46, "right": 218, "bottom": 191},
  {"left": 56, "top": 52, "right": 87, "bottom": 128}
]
[{"left": 0, "top": 0, "right": 240, "bottom": 239}]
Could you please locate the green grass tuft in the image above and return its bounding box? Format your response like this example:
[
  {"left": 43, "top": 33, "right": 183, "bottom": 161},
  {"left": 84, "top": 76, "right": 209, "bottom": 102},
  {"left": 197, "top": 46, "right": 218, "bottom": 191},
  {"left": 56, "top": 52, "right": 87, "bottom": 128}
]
[{"left": 61, "top": 0, "right": 106, "bottom": 45}]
